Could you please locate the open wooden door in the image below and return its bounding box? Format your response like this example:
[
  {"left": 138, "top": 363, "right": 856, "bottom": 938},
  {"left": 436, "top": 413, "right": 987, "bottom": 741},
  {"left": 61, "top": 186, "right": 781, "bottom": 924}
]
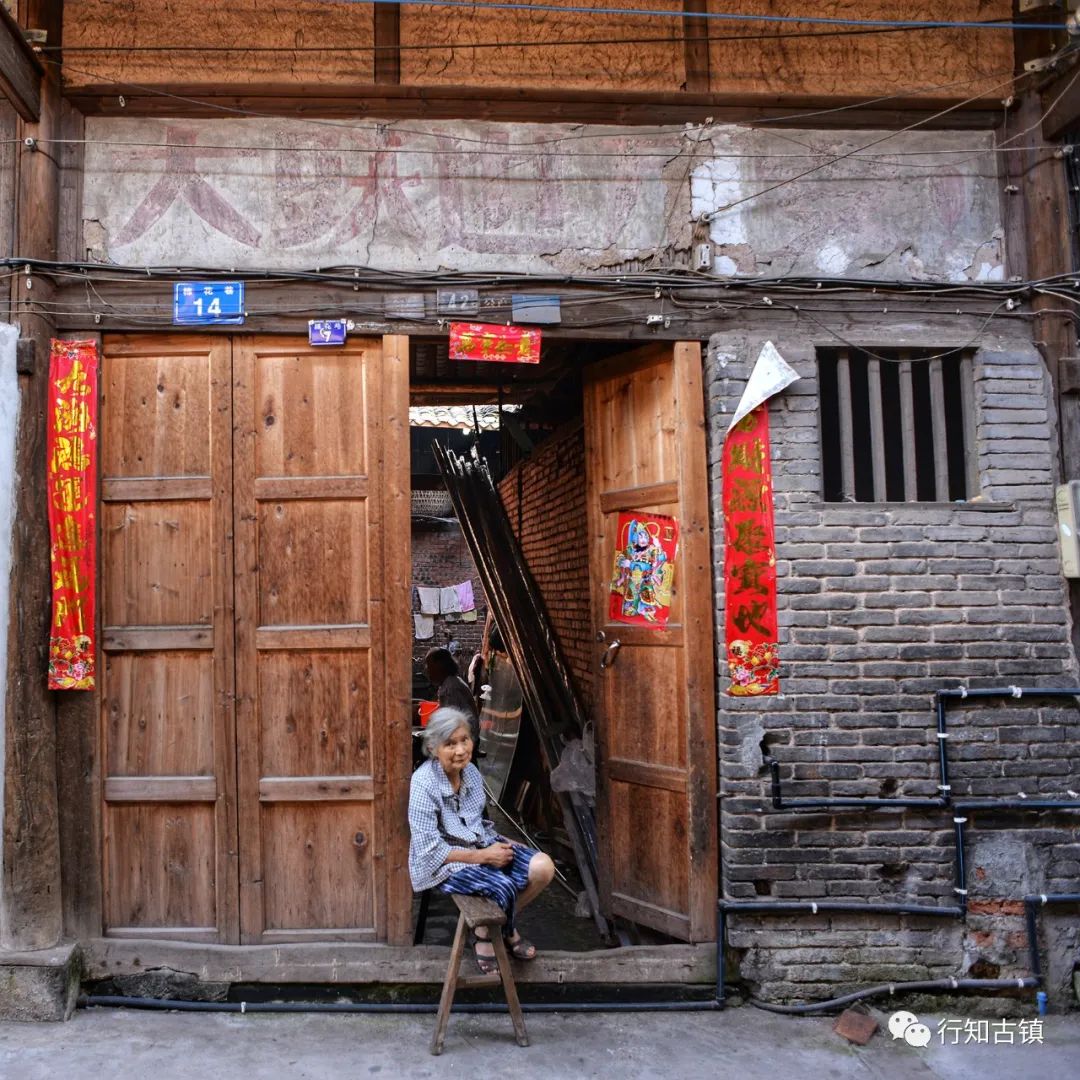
[
  {"left": 583, "top": 341, "right": 717, "bottom": 943},
  {"left": 233, "top": 336, "right": 410, "bottom": 944}
]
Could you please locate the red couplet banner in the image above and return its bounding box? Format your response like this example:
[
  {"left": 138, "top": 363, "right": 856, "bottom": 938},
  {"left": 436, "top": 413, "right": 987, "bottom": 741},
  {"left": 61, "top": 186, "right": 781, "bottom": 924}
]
[
  {"left": 723, "top": 404, "right": 780, "bottom": 696},
  {"left": 46, "top": 339, "right": 99, "bottom": 690},
  {"left": 449, "top": 322, "right": 541, "bottom": 364}
]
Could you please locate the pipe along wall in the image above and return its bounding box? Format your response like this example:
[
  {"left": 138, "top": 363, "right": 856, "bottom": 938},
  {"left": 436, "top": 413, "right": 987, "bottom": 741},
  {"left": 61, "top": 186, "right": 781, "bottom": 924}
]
[
  {"left": 81, "top": 688, "right": 1079, "bottom": 1017},
  {"left": 722, "top": 688, "right": 1080, "bottom": 1012}
]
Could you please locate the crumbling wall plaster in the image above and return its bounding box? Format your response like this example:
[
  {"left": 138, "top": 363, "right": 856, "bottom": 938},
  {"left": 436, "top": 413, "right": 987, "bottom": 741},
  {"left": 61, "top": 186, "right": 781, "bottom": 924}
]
[{"left": 81, "top": 118, "right": 1004, "bottom": 282}]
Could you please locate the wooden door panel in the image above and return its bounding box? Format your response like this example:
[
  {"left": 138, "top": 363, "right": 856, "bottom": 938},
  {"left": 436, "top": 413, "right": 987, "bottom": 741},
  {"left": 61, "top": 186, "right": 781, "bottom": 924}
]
[
  {"left": 261, "top": 804, "right": 377, "bottom": 940},
  {"left": 101, "top": 350, "right": 212, "bottom": 477},
  {"left": 585, "top": 342, "right": 717, "bottom": 943},
  {"left": 101, "top": 501, "right": 215, "bottom": 626},
  {"left": 257, "top": 651, "right": 373, "bottom": 776},
  {"left": 104, "top": 652, "right": 216, "bottom": 776},
  {"left": 255, "top": 500, "right": 369, "bottom": 624},
  {"left": 253, "top": 350, "right": 368, "bottom": 477},
  {"left": 104, "top": 803, "right": 218, "bottom": 939},
  {"left": 100, "top": 335, "right": 238, "bottom": 943},
  {"left": 234, "top": 337, "right": 406, "bottom": 944}
]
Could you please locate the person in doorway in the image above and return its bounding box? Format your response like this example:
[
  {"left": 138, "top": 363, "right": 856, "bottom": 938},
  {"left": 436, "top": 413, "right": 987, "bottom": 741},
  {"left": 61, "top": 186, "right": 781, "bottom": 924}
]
[
  {"left": 425, "top": 647, "right": 480, "bottom": 748},
  {"left": 409, "top": 708, "right": 556, "bottom": 973}
]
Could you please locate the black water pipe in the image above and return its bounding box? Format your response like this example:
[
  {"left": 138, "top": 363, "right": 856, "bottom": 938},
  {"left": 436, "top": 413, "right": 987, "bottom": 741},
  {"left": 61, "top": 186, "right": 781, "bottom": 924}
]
[
  {"left": 1023, "top": 893, "right": 1080, "bottom": 985},
  {"left": 747, "top": 977, "right": 1038, "bottom": 1015},
  {"left": 78, "top": 996, "right": 723, "bottom": 1014},
  {"left": 749, "top": 894, "right": 1080, "bottom": 1015},
  {"left": 716, "top": 899, "right": 964, "bottom": 1008},
  {"left": 955, "top": 800, "right": 1080, "bottom": 811}
]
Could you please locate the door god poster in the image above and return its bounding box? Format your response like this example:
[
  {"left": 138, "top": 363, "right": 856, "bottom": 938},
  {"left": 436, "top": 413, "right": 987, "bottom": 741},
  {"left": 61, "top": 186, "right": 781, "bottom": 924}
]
[
  {"left": 609, "top": 512, "right": 678, "bottom": 628},
  {"left": 47, "top": 339, "right": 99, "bottom": 690}
]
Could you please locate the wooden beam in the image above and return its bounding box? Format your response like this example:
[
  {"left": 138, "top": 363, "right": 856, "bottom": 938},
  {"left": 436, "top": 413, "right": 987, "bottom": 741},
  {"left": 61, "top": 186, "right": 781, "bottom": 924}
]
[
  {"left": 373, "top": 2, "right": 401, "bottom": 86},
  {"left": 63, "top": 81, "right": 1004, "bottom": 130},
  {"left": 682, "top": 0, "right": 709, "bottom": 94},
  {"left": 0, "top": 3, "right": 43, "bottom": 122}
]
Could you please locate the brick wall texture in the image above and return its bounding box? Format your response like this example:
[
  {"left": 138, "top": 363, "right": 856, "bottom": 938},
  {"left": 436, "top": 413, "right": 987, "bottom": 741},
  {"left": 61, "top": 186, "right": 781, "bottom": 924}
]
[
  {"left": 497, "top": 421, "right": 595, "bottom": 715},
  {"left": 707, "top": 330, "right": 1080, "bottom": 1005},
  {"left": 411, "top": 522, "right": 486, "bottom": 663}
]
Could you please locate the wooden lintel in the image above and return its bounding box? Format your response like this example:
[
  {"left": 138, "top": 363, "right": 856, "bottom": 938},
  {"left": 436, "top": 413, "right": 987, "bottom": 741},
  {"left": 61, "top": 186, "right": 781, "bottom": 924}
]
[
  {"left": 40, "top": 280, "right": 1011, "bottom": 342},
  {"left": 63, "top": 80, "right": 1003, "bottom": 130},
  {"left": 0, "top": 4, "right": 43, "bottom": 122}
]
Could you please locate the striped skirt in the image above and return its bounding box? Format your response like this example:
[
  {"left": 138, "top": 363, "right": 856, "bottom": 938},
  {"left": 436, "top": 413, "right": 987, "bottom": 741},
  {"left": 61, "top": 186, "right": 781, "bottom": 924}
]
[{"left": 438, "top": 844, "right": 537, "bottom": 934}]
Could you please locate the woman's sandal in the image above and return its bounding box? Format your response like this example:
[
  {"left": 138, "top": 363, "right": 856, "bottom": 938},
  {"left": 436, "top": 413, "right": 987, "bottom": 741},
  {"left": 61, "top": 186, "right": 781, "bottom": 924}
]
[
  {"left": 471, "top": 929, "right": 498, "bottom": 975},
  {"left": 505, "top": 932, "right": 537, "bottom": 961}
]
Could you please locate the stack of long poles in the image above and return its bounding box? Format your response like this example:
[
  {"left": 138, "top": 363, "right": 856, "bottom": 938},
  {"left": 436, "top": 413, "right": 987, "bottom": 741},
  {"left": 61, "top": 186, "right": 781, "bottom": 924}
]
[{"left": 434, "top": 442, "right": 609, "bottom": 940}]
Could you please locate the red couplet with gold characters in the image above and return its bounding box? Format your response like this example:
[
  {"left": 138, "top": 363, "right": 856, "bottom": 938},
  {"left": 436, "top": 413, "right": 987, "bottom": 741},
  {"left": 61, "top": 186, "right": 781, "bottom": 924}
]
[
  {"left": 448, "top": 322, "right": 541, "bottom": 364},
  {"left": 46, "top": 339, "right": 99, "bottom": 690},
  {"left": 722, "top": 404, "right": 780, "bottom": 696}
]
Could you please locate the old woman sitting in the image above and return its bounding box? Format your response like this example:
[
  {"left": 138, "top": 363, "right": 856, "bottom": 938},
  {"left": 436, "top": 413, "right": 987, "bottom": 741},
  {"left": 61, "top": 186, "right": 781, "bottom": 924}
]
[{"left": 409, "top": 707, "right": 555, "bottom": 973}]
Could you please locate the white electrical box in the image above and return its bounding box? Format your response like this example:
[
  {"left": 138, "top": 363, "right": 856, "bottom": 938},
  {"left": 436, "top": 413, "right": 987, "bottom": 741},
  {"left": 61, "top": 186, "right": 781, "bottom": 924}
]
[{"left": 1055, "top": 482, "right": 1080, "bottom": 577}]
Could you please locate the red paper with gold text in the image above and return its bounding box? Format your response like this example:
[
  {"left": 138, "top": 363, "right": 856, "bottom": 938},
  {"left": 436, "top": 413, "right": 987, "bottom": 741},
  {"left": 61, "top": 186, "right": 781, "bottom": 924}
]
[
  {"left": 723, "top": 405, "right": 780, "bottom": 696},
  {"left": 46, "top": 339, "right": 98, "bottom": 690},
  {"left": 449, "top": 322, "right": 541, "bottom": 364}
]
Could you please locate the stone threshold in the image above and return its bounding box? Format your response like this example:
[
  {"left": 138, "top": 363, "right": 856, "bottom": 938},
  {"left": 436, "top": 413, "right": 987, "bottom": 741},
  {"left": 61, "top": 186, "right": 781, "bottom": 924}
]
[{"left": 84, "top": 938, "right": 716, "bottom": 987}]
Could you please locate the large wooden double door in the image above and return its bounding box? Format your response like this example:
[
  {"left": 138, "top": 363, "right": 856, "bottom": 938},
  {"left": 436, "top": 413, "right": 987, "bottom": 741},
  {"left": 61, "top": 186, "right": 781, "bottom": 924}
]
[{"left": 99, "top": 334, "right": 410, "bottom": 944}]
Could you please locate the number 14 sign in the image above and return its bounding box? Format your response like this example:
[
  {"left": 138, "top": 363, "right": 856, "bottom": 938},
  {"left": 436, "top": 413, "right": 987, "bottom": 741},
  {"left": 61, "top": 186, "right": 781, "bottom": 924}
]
[{"left": 173, "top": 282, "right": 245, "bottom": 325}]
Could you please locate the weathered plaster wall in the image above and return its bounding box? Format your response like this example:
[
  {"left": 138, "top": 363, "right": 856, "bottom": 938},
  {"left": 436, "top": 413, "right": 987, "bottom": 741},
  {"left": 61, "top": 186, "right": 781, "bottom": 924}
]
[
  {"left": 0, "top": 323, "right": 21, "bottom": 946},
  {"left": 706, "top": 323, "right": 1080, "bottom": 1005},
  {"left": 80, "top": 118, "right": 1004, "bottom": 281}
]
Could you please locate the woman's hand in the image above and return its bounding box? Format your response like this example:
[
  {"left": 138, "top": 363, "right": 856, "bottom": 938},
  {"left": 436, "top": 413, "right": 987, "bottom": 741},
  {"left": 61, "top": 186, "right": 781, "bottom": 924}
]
[{"left": 481, "top": 841, "right": 515, "bottom": 868}]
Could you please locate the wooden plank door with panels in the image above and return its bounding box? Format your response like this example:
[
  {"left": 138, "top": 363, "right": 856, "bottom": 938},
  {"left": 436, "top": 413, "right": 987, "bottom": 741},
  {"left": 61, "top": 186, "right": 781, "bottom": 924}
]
[
  {"left": 99, "top": 334, "right": 412, "bottom": 945},
  {"left": 583, "top": 341, "right": 718, "bottom": 943},
  {"left": 100, "top": 335, "right": 238, "bottom": 942},
  {"left": 232, "top": 336, "right": 410, "bottom": 945}
]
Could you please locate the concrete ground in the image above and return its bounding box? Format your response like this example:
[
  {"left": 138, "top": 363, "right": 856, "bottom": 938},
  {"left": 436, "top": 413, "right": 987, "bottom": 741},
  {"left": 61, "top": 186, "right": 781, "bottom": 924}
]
[{"left": 1, "top": 1005, "right": 1077, "bottom": 1079}]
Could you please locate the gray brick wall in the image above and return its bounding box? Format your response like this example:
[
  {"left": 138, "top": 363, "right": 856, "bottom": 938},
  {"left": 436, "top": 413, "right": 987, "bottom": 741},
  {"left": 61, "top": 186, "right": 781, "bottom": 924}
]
[{"left": 707, "top": 329, "right": 1080, "bottom": 1005}]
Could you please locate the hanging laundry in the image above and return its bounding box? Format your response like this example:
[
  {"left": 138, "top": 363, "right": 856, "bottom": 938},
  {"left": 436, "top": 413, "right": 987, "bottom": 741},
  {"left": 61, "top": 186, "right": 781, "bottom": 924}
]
[
  {"left": 413, "top": 614, "right": 435, "bottom": 640},
  {"left": 455, "top": 580, "right": 475, "bottom": 612},
  {"left": 461, "top": 608, "right": 478, "bottom": 623},
  {"left": 439, "top": 586, "right": 462, "bottom": 614},
  {"left": 416, "top": 587, "right": 440, "bottom": 615}
]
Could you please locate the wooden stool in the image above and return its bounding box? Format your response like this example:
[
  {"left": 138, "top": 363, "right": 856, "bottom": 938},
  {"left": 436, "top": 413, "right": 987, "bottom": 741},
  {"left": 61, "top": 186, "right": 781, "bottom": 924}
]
[{"left": 430, "top": 894, "right": 530, "bottom": 1055}]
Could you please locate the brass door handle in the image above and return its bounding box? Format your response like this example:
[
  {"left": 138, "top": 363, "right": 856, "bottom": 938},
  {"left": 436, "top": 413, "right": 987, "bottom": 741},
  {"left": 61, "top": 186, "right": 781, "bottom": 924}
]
[{"left": 600, "top": 640, "right": 622, "bottom": 669}]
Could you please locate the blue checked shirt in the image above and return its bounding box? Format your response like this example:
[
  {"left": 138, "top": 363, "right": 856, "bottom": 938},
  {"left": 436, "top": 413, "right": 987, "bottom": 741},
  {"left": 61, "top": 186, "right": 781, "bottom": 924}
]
[{"left": 408, "top": 759, "right": 501, "bottom": 891}]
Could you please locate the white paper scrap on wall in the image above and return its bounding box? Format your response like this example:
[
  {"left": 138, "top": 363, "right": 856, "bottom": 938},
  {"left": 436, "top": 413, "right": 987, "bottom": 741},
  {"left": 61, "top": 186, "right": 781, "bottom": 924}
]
[{"left": 728, "top": 341, "right": 802, "bottom": 433}]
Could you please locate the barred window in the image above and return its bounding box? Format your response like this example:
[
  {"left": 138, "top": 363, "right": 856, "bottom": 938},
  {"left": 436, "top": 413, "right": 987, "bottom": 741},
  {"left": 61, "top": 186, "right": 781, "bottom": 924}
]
[{"left": 818, "top": 348, "right": 976, "bottom": 503}]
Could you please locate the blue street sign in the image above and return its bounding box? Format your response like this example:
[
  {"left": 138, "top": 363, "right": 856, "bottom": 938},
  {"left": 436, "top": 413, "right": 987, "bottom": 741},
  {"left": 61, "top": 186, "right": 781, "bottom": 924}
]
[
  {"left": 173, "top": 281, "right": 245, "bottom": 325},
  {"left": 309, "top": 319, "right": 348, "bottom": 346}
]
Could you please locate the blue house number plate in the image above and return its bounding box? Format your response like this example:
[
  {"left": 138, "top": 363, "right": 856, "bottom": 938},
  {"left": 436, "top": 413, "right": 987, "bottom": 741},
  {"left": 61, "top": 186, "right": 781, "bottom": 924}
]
[
  {"left": 173, "top": 282, "right": 245, "bottom": 325},
  {"left": 309, "top": 319, "right": 348, "bottom": 346}
]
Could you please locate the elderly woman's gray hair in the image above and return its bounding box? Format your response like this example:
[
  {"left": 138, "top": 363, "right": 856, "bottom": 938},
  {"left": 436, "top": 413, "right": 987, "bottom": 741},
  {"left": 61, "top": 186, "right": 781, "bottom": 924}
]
[{"left": 421, "top": 707, "right": 474, "bottom": 758}]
